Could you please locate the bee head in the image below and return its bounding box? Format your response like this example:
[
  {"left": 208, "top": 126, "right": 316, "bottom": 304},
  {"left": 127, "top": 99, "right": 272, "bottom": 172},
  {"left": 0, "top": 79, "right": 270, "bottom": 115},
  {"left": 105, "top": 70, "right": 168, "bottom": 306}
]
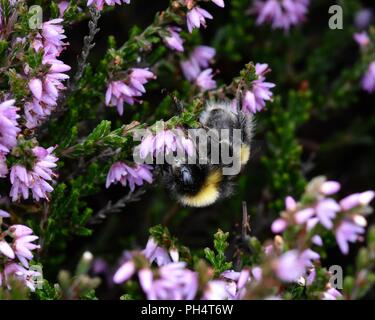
[{"left": 171, "top": 164, "right": 207, "bottom": 195}]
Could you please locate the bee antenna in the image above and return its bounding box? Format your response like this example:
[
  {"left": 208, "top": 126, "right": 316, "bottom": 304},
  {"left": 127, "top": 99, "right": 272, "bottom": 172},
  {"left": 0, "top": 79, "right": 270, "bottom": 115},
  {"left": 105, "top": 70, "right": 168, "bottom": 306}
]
[{"left": 161, "top": 88, "right": 184, "bottom": 112}]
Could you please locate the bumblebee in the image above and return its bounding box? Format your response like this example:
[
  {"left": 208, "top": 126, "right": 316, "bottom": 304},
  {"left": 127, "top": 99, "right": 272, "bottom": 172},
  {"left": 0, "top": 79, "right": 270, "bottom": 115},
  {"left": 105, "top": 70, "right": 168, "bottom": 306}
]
[{"left": 161, "top": 101, "right": 254, "bottom": 207}]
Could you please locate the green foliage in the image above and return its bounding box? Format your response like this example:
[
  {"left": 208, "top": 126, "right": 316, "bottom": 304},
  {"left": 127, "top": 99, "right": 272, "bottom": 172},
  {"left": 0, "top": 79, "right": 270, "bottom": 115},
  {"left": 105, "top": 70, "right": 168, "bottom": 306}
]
[
  {"left": 261, "top": 90, "right": 312, "bottom": 212},
  {"left": 204, "top": 229, "right": 232, "bottom": 275}
]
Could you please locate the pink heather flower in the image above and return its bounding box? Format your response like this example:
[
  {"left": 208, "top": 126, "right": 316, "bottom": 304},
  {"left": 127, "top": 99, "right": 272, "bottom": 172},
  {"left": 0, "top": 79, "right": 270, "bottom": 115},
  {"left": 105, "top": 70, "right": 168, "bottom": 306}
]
[
  {"left": 180, "top": 46, "right": 217, "bottom": 91},
  {"left": 221, "top": 269, "right": 250, "bottom": 299},
  {"left": 212, "top": 0, "right": 225, "bottom": 8},
  {"left": 0, "top": 209, "right": 10, "bottom": 218},
  {"left": 322, "top": 288, "right": 342, "bottom": 300},
  {"left": 0, "top": 99, "right": 20, "bottom": 154},
  {"left": 58, "top": 1, "right": 70, "bottom": 16},
  {"left": 12, "top": 234, "right": 40, "bottom": 268},
  {"left": 271, "top": 218, "right": 288, "bottom": 233},
  {"left": 26, "top": 58, "right": 71, "bottom": 128},
  {"left": 306, "top": 267, "right": 316, "bottom": 285},
  {"left": 196, "top": 69, "right": 217, "bottom": 91},
  {"left": 0, "top": 240, "right": 15, "bottom": 259},
  {"left": 29, "top": 78, "right": 43, "bottom": 100},
  {"left": 312, "top": 235, "right": 323, "bottom": 246},
  {"left": 252, "top": 0, "right": 310, "bottom": 31},
  {"left": 27, "top": 18, "right": 71, "bottom": 128},
  {"left": 139, "top": 134, "right": 155, "bottom": 159},
  {"left": 340, "top": 191, "right": 375, "bottom": 211},
  {"left": 9, "top": 146, "right": 58, "bottom": 202},
  {"left": 362, "top": 61, "right": 375, "bottom": 93},
  {"left": 191, "top": 46, "right": 216, "bottom": 68},
  {"left": 242, "top": 63, "right": 275, "bottom": 114},
  {"left": 154, "top": 130, "right": 177, "bottom": 155},
  {"left": 35, "top": 19, "right": 68, "bottom": 56},
  {"left": 335, "top": 220, "right": 365, "bottom": 255},
  {"left": 295, "top": 208, "right": 315, "bottom": 224},
  {"left": 0, "top": 8, "right": 3, "bottom": 33},
  {"left": 252, "top": 267, "right": 263, "bottom": 282},
  {"left": 285, "top": 196, "right": 297, "bottom": 211},
  {"left": 8, "top": 225, "right": 33, "bottom": 238},
  {"left": 300, "top": 249, "right": 320, "bottom": 267},
  {"left": 315, "top": 199, "right": 340, "bottom": 229},
  {"left": 306, "top": 217, "right": 319, "bottom": 231},
  {"left": 355, "top": 8, "right": 373, "bottom": 30},
  {"left": 2, "top": 262, "right": 41, "bottom": 292},
  {"left": 113, "top": 260, "right": 136, "bottom": 283},
  {"left": 0, "top": 214, "right": 40, "bottom": 291},
  {"left": 106, "top": 162, "right": 153, "bottom": 191},
  {"left": 186, "top": 7, "right": 213, "bottom": 33},
  {"left": 142, "top": 262, "right": 198, "bottom": 300},
  {"left": 25, "top": 59, "right": 70, "bottom": 129},
  {"left": 354, "top": 32, "right": 370, "bottom": 48},
  {"left": 275, "top": 250, "right": 305, "bottom": 282},
  {"left": 202, "top": 280, "right": 230, "bottom": 300},
  {"left": 320, "top": 180, "right": 341, "bottom": 195},
  {"left": 105, "top": 68, "right": 155, "bottom": 115},
  {"left": 180, "top": 59, "right": 201, "bottom": 81},
  {"left": 142, "top": 238, "right": 176, "bottom": 266},
  {"left": 105, "top": 80, "right": 137, "bottom": 115},
  {"left": 173, "top": 130, "right": 193, "bottom": 156},
  {"left": 0, "top": 154, "right": 8, "bottom": 177},
  {"left": 87, "top": 0, "right": 130, "bottom": 11},
  {"left": 164, "top": 27, "right": 184, "bottom": 52},
  {"left": 275, "top": 249, "right": 319, "bottom": 282},
  {"left": 139, "top": 129, "right": 194, "bottom": 160}
]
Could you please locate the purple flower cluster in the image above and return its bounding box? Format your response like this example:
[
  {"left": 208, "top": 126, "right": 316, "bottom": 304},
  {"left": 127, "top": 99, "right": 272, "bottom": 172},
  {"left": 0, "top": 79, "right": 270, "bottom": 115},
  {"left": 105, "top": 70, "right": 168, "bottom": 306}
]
[
  {"left": 139, "top": 262, "right": 198, "bottom": 300},
  {"left": 26, "top": 19, "right": 71, "bottom": 128},
  {"left": 323, "top": 287, "right": 343, "bottom": 300},
  {"left": 0, "top": 211, "right": 41, "bottom": 291},
  {"left": 180, "top": 46, "right": 217, "bottom": 91},
  {"left": 355, "top": 8, "right": 373, "bottom": 30},
  {"left": 0, "top": 99, "right": 20, "bottom": 177},
  {"left": 106, "top": 162, "right": 153, "bottom": 191},
  {"left": 138, "top": 128, "right": 195, "bottom": 160},
  {"left": 87, "top": 0, "right": 130, "bottom": 11},
  {"left": 114, "top": 238, "right": 198, "bottom": 300},
  {"left": 274, "top": 249, "right": 319, "bottom": 282},
  {"left": 362, "top": 61, "right": 375, "bottom": 93},
  {"left": 242, "top": 63, "right": 275, "bottom": 114},
  {"left": 354, "top": 31, "right": 370, "bottom": 48},
  {"left": 0, "top": 5, "right": 4, "bottom": 34},
  {"left": 184, "top": 0, "right": 224, "bottom": 33},
  {"left": 105, "top": 68, "right": 156, "bottom": 115},
  {"left": 114, "top": 259, "right": 198, "bottom": 300},
  {"left": 142, "top": 237, "right": 179, "bottom": 266},
  {"left": 58, "top": 1, "right": 70, "bottom": 16},
  {"left": 185, "top": 0, "right": 224, "bottom": 33},
  {"left": 163, "top": 27, "right": 184, "bottom": 52},
  {"left": 10, "top": 146, "right": 59, "bottom": 202},
  {"left": 114, "top": 237, "right": 265, "bottom": 300},
  {"left": 271, "top": 179, "right": 374, "bottom": 255},
  {"left": 252, "top": 0, "right": 310, "bottom": 31},
  {"left": 220, "top": 269, "right": 252, "bottom": 299}
]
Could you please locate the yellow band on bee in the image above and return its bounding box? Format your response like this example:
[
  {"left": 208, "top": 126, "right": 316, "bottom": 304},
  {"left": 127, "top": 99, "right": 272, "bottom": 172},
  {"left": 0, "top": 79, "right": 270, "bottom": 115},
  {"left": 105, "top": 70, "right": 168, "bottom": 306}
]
[
  {"left": 179, "top": 170, "right": 222, "bottom": 207},
  {"left": 240, "top": 144, "right": 251, "bottom": 166}
]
